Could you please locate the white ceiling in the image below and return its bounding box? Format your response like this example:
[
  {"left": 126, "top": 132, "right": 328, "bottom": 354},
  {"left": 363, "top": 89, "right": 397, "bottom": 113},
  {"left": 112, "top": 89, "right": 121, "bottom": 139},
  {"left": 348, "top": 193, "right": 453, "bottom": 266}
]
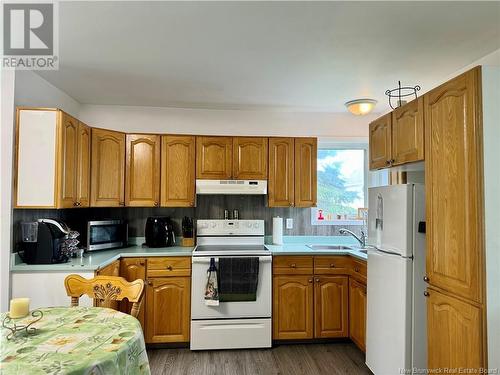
[{"left": 38, "top": 1, "right": 500, "bottom": 112}]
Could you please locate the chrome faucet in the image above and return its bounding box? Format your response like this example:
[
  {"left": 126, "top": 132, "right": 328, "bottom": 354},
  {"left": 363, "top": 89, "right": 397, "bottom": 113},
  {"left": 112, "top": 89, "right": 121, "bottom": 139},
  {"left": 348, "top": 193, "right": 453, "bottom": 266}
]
[{"left": 339, "top": 228, "right": 366, "bottom": 248}]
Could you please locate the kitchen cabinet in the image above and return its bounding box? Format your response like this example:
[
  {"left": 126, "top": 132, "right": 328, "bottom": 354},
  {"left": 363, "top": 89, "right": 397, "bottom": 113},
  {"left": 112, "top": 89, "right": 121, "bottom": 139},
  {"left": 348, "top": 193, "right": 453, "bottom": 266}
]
[
  {"left": 424, "top": 68, "right": 483, "bottom": 303},
  {"left": 76, "top": 122, "right": 91, "bottom": 207},
  {"left": 120, "top": 258, "right": 146, "bottom": 329},
  {"left": 232, "top": 137, "right": 268, "bottom": 179},
  {"left": 125, "top": 134, "right": 161, "bottom": 207},
  {"left": 145, "top": 276, "right": 191, "bottom": 343},
  {"left": 349, "top": 278, "right": 367, "bottom": 352},
  {"left": 427, "top": 288, "right": 482, "bottom": 370},
  {"left": 273, "top": 275, "right": 314, "bottom": 340},
  {"left": 391, "top": 97, "right": 424, "bottom": 165},
  {"left": 161, "top": 135, "right": 196, "bottom": 207},
  {"left": 314, "top": 276, "right": 349, "bottom": 338},
  {"left": 294, "top": 138, "right": 317, "bottom": 207},
  {"left": 90, "top": 128, "right": 126, "bottom": 207},
  {"left": 268, "top": 137, "right": 295, "bottom": 207},
  {"left": 369, "top": 113, "right": 392, "bottom": 170},
  {"left": 196, "top": 136, "right": 232, "bottom": 179},
  {"left": 95, "top": 260, "right": 121, "bottom": 310},
  {"left": 14, "top": 109, "right": 90, "bottom": 208}
]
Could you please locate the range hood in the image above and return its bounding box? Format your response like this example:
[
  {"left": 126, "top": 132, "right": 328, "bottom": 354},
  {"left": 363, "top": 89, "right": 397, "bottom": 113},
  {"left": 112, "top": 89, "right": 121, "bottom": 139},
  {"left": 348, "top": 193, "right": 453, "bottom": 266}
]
[{"left": 196, "top": 180, "right": 267, "bottom": 195}]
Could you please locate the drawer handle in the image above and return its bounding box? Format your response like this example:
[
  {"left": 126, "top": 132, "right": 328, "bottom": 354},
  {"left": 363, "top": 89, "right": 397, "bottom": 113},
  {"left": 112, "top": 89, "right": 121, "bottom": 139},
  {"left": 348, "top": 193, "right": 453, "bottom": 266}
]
[
  {"left": 330, "top": 263, "right": 335, "bottom": 268},
  {"left": 290, "top": 263, "right": 296, "bottom": 268},
  {"left": 139, "top": 262, "right": 145, "bottom": 266},
  {"left": 166, "top": 266, "right": 173, "bottom": 271}
]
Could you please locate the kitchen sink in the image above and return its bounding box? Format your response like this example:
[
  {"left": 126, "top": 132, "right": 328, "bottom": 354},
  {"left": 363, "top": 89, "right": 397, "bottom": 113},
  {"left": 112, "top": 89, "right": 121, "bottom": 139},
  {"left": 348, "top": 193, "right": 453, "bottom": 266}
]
[{"left": 306, "top": 245, "right": 352, "bottom": 251}]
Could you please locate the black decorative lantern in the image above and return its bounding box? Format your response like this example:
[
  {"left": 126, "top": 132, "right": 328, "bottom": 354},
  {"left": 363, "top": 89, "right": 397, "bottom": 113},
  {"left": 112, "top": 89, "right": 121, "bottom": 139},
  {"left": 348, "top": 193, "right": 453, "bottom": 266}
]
[{"left": 385, "top": 81, "right": 421, "bottom": 109}]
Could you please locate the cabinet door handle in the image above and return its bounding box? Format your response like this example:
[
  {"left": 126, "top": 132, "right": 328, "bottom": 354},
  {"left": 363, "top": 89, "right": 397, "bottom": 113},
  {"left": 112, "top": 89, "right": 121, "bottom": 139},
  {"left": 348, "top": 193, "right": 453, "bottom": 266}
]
[
  {"left": 354, "top": 267, "right": 360, "bottom": 272},
  {"left": 423, "top": 291, "right": 430, "bottom": 297},
  {"left": 119, "top": 202, "right": 125, "bottom": 206},
  {"left": 154, "top": 202, "right": 159, "bottom": 207},
  {"left": 423, "top": 276, "right": 430, "bottom": 282},
  {"left": 315, "top": 278, "right": 320, "bottom": 283},
  {"left": 308, "top": 279, "right": 313, "bottom": 283},
  {"left": 73, "top": 202, "right": 77, "bottom": 207},
  {"left": 290, "top": 263, "right": 296, "bottom": 268},
  {"left": 139, "top": 262, "right": 145, "bottom": 266},
  {"left": 166, "top": 266, "right": 173, "bottom": 271},
  {"left": 147, "top": 280, "right": 153, "bottom": 286},
  {"left": 330, "top": 263, "right": 335, "bottom": 268},
  {"left": 386, "top": 160, "right": 391, "bottom": 166}
]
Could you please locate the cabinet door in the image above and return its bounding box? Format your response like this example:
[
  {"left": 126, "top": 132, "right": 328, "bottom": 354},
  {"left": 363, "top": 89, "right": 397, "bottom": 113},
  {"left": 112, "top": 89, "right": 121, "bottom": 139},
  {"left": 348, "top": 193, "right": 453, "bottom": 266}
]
[
  {"left": 427, "top": 288, "right": 482, "bottom": 370},
  {"left": 196, "top": 136, "right": 232, "bottom": 179},
  {"left": 58, "top": 112, "right": 78, "bottom": 208},
  {"left": 232, "top": 137, "right": 268, "bottom": 180},
  {"left": 145, "top": 277, "right": 191, "bottom": 343},
  {"left": 161, "top": 135, "right": 196, "bottom": 207},
  {"left": 294, "top": 138, "right": 317, "bottom": 207},
  {"left": 125, "top": 134, "right": 161, "bottom": 207},
  {"left": 91, "top": 128, "right": 126, "bottom": 207},
  {"left": 369, "top": 113, "right": 392, "bottom": 170},
  {"left": 273, "top": 275, "right": 313, "bottom": 340},
  {"left": 76, "top": 122, "right": 91, "bottom": 207},
  {"left": 95, "top": 260, "right": 120, "bottom": 310},
  {"left": 314, "top": 276, "right": 348, "bottom": 338},
  {"left": 349, "top": 278, "right": 367, "bottom": 351},
  {"left": 392, "top": 97, "right": 424, "bottom": 165},
  {"left": 120, "top": 258, "right": 146, "bottom": 329},
  {"left": 424, "top": 68, "right": 483, "bottom": 302},
  {"left": 268, "top": 138, "right": 294, "bottom": 207}
]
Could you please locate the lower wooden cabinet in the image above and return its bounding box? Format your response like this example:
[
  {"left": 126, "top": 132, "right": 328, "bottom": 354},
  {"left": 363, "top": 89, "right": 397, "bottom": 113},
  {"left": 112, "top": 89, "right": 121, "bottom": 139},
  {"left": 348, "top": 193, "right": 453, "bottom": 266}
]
[
  {"left": 94, "top": 260, "right": 120, "bottom": 310},
  {"left": 427, "top": 288, "right": 483, "bottom": 370},
  {"left": 314, "top": 276, "right": 349, "bottom": 338},
  {"left": 145, "top": 276, "right": 191, "bottom": 343},
  {"left": 120, "top": 258, "right": 146, "bottom": 329},
  {"left": 273, "top": 275, "right": 314, "bottom": 340},
  {"left": 349, "top": 278, "right": 367, "bottom": 351}
]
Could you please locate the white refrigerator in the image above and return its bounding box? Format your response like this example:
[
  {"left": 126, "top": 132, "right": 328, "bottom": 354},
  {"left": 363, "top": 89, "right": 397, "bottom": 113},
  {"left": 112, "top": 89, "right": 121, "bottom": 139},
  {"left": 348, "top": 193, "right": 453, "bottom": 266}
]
[{"left": 366, "top": 184, "right": 427, "bottom": 375}]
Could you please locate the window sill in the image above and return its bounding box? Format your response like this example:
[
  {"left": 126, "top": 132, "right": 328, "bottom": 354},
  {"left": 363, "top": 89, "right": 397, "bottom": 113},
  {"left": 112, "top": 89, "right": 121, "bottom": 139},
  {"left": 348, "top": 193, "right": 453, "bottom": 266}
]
[{"left": 311, "top": 219, "right": 365, "bottom": 226}]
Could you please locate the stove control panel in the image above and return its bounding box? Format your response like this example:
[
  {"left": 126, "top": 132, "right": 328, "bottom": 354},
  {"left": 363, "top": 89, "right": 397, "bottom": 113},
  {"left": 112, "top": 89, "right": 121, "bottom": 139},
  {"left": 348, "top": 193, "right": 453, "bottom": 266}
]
[{"left": 197, "top": 220, "right": 265, "bottom": 236}]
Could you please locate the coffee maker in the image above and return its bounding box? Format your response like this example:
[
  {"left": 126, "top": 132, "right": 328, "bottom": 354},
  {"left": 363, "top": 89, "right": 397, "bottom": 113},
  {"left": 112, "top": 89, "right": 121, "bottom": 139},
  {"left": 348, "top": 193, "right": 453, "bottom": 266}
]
[
  {"left": 145, "top": 217, "right": 175, "bottom": 248},
  {"left": 19, "top": 219, "right": 71, "bottom": 264}
]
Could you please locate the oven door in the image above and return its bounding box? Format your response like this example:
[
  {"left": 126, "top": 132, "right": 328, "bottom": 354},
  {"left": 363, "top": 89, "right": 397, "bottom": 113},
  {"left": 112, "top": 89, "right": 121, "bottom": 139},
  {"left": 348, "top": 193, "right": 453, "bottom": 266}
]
[{"left": 191, "top": 256, "right": 272, "bottom": 319}]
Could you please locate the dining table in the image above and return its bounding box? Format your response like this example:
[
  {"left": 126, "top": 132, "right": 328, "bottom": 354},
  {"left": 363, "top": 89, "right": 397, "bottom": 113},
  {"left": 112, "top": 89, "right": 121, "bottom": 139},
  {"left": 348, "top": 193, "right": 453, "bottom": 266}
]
[{"left": 0, "top": 306, "right": 150, "bottom": 375}]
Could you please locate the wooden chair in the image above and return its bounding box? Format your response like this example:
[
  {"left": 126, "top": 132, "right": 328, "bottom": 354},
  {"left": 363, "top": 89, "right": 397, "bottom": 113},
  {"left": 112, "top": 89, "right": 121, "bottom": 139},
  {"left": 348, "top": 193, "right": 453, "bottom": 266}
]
[{"left": 64, "top": 274, "right": 145, "bottom": 318}]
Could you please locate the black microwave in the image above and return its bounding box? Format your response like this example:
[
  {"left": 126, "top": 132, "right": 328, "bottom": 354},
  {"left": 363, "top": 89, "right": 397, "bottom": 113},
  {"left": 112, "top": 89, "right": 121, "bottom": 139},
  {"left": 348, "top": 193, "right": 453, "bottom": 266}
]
[{"left": 87, "top": 220, "right": 128, "bottom": 251}]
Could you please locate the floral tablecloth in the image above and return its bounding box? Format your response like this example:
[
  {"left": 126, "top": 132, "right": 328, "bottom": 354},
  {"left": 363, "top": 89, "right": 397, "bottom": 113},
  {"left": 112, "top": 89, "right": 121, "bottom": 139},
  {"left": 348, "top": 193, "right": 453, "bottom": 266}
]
[{"left": 0, "top": 306, "right": 150, "bottom": 375}]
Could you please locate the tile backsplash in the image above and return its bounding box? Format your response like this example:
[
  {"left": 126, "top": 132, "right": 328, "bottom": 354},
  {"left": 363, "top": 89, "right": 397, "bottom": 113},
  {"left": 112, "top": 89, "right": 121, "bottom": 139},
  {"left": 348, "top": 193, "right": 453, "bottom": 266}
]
[{"left": 12, "top": 195, "right": 365, "bottom": 250}]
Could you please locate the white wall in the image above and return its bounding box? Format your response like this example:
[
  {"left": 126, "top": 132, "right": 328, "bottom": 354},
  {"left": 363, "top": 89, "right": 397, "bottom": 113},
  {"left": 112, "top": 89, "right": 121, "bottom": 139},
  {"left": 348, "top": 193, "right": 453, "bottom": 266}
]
[
  {"left": 0, "top": 70, "right": 16, "bottom": 312},
  {"left": 482, "top": 66, "right": 500, "bottom": 370},
  {"left": 14, "top": 70, "right": 81, "bottom": 116},
  {"left": 79, "top": 104, "right": 375, "bottom": 139}
]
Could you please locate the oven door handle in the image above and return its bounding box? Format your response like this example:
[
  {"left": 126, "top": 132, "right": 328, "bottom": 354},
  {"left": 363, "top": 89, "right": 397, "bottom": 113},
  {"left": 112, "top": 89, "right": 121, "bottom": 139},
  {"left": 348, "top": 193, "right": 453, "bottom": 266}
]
[{"left": 192, "top": 256, "right": 272, "bottom": 263}]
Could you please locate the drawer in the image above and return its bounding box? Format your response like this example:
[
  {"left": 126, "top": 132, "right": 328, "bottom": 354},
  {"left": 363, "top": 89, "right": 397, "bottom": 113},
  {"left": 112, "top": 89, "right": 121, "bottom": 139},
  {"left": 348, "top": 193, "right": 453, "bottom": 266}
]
[
  {"left": 147, "top": 257, "right": 191, "bottom": 277},
  {"left": 273, "top": 256, "right": 313, "bottom": 275},
  {"left": 350, "top": 259, "right": 367, "bottom": 282},
  {"left": 314, "top": 256, "right": 352, "bottom": 275}
]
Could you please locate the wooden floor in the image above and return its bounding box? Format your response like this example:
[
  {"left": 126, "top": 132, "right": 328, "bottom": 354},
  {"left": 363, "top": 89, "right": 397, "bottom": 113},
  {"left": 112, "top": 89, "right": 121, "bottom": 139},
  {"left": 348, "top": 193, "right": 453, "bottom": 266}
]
[{"left": 147, "top": 343, "right": 373, "bottom": 375}]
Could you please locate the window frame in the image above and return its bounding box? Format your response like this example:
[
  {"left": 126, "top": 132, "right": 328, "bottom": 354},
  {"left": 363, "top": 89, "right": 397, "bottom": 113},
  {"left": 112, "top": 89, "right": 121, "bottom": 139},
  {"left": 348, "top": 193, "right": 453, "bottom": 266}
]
[{"left": 312, "top": 141, "right": 368, "bottom": 226}]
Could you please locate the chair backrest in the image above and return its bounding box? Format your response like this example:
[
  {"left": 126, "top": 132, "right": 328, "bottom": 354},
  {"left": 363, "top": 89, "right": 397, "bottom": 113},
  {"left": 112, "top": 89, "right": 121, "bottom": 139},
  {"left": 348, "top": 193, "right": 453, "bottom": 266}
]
[{"left": 64, "top": 274, "right": 145, "bottom": 318}]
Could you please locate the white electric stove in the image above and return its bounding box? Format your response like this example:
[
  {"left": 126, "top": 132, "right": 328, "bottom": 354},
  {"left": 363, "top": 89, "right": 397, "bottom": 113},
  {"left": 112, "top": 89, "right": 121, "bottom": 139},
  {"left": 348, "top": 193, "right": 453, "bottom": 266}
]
[{"left": 190, "top": 219, "right": 272, "bottom": 350}]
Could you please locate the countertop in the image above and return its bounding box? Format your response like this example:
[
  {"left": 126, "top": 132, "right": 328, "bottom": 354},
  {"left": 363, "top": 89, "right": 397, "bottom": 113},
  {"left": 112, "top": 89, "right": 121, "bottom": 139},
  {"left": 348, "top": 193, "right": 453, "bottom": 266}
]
[{"left": 11, "top": 236, "right": 367, "bottom": 272}]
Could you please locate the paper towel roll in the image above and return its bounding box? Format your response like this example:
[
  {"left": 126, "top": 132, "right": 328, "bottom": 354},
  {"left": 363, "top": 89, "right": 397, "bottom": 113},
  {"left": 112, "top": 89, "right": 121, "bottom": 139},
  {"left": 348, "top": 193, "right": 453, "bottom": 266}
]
[{"left": 273, "top": 217, "right": 283, "bottom": 245}]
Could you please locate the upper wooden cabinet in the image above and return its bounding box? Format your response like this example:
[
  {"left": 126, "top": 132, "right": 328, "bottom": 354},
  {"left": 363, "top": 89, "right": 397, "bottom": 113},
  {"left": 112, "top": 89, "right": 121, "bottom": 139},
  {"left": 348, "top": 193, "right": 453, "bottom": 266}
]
[
  {"left": 268, "top": 137, "right": 295, "bottom": 207},
  {"left": 14, "top": 108, "right": 90, "bottom": 209},
  {"left": 349, "top": 278, "right": 367, "bottom": 352},
  {"left": 427, "top": 288, "right": 482, "bottom": 370},
  {"left": 125, "top": 134, "right": 161, "bottom": 207},
  {"left": 232, "top": 137, "right": 268, "bottom": 179},
  {"left": 314, "top": 276, "right": 348, "bottom": 338},
  {"left": 76, "top": 122, "right": 91, "bottom": 207},
  {"left": 161, "top": 135, "right": 196, "bottom": 207},
  {"left": 196, "top": 136, "right": 232, "bottom": 179},
  {"left": 391, "top": 97, "right": 424, "bottom": 165},
  {"left": 294, "top": 138, "right": 317, "bottom": 207},
  {"left": 424, "top": 68, "right": 483, "bottom": 303},
  {"left": 273, "top": 275, "right": 314, "bottom": 340},
  {"left": 120, "top": 258, "right": 146, "bottom": 329},
  {"left": 369, "top": 113, "right": 392, "bottom": 170},
  {"left": 91, "top": 128, "right": 126, "bottom": 207}
]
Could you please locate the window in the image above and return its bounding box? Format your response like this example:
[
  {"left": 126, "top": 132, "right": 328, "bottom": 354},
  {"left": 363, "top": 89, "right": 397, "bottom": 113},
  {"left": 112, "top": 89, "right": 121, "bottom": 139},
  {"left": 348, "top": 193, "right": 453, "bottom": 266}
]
[{"left": 312, "top": 147, "right": 367, "bottom": 226}]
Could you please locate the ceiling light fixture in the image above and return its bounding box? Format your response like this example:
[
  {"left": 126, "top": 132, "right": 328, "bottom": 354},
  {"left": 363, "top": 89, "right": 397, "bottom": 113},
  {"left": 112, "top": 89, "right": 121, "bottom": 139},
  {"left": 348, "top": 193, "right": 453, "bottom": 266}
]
[{"left": 345, "top": 99, "right": 377, "bottom": 116}]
